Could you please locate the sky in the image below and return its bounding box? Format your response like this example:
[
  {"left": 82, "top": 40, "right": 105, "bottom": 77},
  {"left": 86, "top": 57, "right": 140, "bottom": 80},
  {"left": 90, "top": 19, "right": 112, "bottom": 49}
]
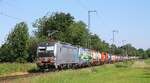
[{"left": 0, "top": 0, "right": 150, "bottom": 49}]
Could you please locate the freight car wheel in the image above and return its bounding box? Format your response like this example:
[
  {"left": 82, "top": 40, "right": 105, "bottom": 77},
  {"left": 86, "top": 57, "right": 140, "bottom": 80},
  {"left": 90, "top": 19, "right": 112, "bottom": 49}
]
[
  {"left": 72, "top": 64, "right": 78, "bottom": 69},
  {"left": 57, "top": 65, "right": 62, "bottom": 70},
  {"left": 37, "top": 66, "right": 44, "bottom": 72},
  {"left": 38, "top": 68, "right": 44, "bottom": 72}
]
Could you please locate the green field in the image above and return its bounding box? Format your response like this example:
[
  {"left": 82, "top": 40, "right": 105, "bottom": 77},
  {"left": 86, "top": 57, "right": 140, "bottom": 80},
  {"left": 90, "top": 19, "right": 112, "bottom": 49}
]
[
  {"left": 8, "top": 59, "right": 150, "bottom": 83},
  {"left": 0, "top": 63, "right": 36, "bottom": 77}
]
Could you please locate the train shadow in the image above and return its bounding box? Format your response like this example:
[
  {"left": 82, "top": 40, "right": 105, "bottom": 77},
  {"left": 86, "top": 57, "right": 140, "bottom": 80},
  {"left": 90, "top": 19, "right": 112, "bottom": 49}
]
[
  {"left": 28, "top": 68, "right": 40, "bottom": 73},
  {"left": 28, "top": 68, "right": 57, "bottom": 73}
]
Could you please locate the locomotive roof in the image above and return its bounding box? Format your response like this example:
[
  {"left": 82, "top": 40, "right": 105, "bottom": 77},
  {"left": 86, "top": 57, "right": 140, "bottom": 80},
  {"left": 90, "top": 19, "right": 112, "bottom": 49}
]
[
  {"left": 39, "top": 41, "right": 56, "bottom": 46},
  {"left": 39, "top": 41, "right": 84, "bottom": 49},
  {"left": 39, "top": 41, "right": 74, "bottom": 46}
]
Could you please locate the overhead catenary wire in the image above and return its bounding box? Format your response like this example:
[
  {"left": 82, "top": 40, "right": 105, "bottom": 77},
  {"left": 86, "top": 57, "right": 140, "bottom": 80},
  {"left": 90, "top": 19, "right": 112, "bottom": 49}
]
[
  {"left": 75, "top": 0, "right": 127, "bottom": 50},
  {"left": 75, "top": 0, "right": 113, "bottom": 30},
  {"left": 0, "top": 12, "right": 24, "bottom": 21},
  {"left": 0, "top": 0, "right": 25, "bottom": 21},
  {"left": 0, "top": 0, "right": 20, "bottom": 8}
]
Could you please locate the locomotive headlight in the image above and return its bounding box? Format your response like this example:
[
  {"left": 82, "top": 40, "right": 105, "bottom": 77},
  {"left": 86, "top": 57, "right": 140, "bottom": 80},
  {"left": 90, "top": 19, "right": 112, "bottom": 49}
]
[
  {"left": 38, "top": 57, "right": 45, "bottom": 63},
  {"left": 48, "top": 57, "right": 51, "bottom": 63},
  {"left": 36, "top": 58, "right": 43, "bottom": 65}
]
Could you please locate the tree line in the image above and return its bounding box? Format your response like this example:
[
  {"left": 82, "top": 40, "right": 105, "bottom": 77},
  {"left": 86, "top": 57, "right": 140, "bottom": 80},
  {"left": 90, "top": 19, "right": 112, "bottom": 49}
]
[{"left": 0, "top": 12, "right": 149, "bottom": 63}]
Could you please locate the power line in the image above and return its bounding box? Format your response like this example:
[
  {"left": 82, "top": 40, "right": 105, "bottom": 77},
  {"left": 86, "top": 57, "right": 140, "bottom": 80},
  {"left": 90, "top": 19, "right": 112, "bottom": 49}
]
[
  {"left": 0, "top": 0, "right": 24, "bottom": 21},
  {"left": 3, "top": 0, "right": 23, "bottom": 11},
  {"left": 76, "top": 0, "right": 113, "bottom": 30},
  {"left": 0, "top": 0, "right": 17, "bottom": 7},
  {"left": 0, "top": 12, "right": 24, "bottom": 20},
  {"left": 77, "top": 1, "right": 121, "bottom": 46},
  {"left": 76, "top": 0, "right": 116, "bottom": 47}
]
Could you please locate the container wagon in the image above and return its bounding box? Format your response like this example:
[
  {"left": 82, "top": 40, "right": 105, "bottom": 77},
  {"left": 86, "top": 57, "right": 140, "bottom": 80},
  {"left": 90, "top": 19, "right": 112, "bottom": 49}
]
[{"left": 78, "top": 48, "right": 91, "bottom": 67}]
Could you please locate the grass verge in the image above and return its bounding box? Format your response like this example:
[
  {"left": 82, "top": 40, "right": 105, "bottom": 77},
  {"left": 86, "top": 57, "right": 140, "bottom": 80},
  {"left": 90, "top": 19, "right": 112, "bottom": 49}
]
[
  {"left": 0, "top": 63, "right": 36, "bottom": 77},
  {"left": 9, "top": 60, "right": 150, "bottom": 83}
]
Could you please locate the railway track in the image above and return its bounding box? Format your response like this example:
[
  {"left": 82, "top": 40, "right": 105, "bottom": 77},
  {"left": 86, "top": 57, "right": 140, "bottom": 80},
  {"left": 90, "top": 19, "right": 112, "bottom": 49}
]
[
  {"left": 0, "top": 72, "right": 42, "bottom": 82},
  {"left": 0, "top": 64, "right": 114, "bottom": 82},
  {"left": 0, "top": 69, "right": 56, "bottom": 83},
  {"left": 0, "top": 64, "right": 103, "bottom": 82},
  {"left": 0, "top": 59, "right": 138, "bottom": 83}
]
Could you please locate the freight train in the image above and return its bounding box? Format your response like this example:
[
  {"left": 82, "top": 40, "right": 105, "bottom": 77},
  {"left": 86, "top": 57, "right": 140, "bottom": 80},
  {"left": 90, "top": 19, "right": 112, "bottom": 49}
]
[{"left": 36, "top": 41, "right": 137, "bottom": 70}]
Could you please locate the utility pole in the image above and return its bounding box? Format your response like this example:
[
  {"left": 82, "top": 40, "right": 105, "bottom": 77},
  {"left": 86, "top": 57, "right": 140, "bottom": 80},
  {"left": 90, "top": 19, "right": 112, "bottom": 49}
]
[
  {"left": 122, "top": 40, "right": 126, "bottom": 56},
  {"left": 122, "top": 40, "right": 129, "bottom": 57},
  {"left": 112, "top": 30, "right": 118, "bottom": 54},
  {"left": 88, "top": 10, "right": 97, "bottom": 49},
  {"left": 112, "top": 30, "right": 119, "bottom": 45}
]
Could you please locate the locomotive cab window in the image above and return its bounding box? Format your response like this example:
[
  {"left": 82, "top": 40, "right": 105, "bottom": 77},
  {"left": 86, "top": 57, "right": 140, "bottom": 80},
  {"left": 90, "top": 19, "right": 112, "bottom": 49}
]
[
  {"left": 37, "top": 47, "right": 46, "bottom": 57},
  {"left": 46, "top": 46, "right": 54, "bottom": 57},
  {"left": 37, "top": 46, "right": 54, "bottom": 57}
]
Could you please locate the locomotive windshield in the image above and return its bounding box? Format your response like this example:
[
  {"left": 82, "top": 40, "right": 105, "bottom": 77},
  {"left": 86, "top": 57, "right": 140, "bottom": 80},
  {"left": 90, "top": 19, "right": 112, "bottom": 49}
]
[
  {"left": 37, "top": 45, "right": 54, "bottom": 57},
  {"left": 46, "top": 46, "right": 54, "bottom": 57}
]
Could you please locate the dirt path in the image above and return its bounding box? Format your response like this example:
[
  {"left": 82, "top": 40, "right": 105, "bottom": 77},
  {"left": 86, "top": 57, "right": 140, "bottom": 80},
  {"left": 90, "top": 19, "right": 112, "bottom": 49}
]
[
  {"left": 0, "top": 70, "right": 56, "bottom": 83},
  {"left": 0, "top": 72, "right": 43, "bottom": 83}
]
